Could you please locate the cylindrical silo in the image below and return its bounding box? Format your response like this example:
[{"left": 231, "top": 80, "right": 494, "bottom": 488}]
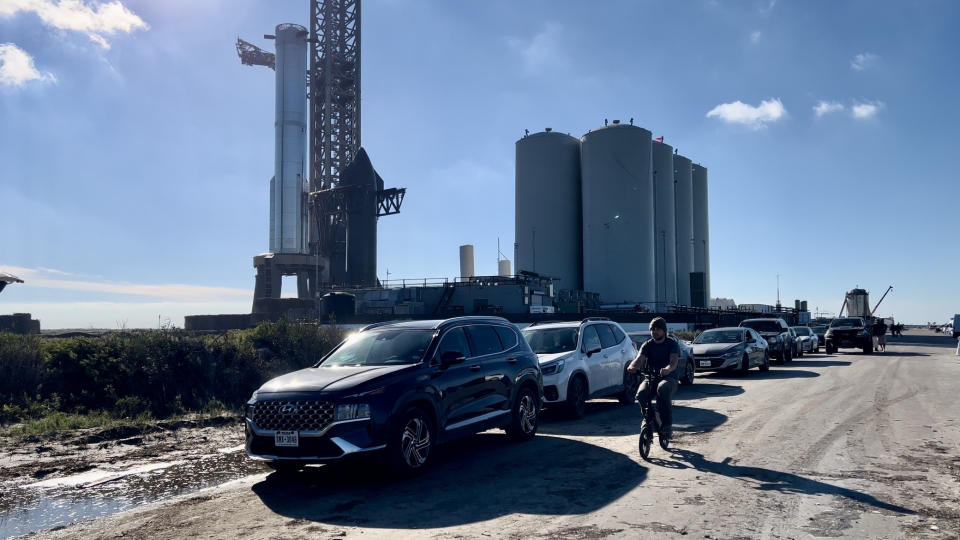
[
  {"left": 459, "top": 245, "right": 475, "bottom": 279},
  {"left": 498, "top": 259, "right": 511, "bottom": 277},
  {"left": 673, "top": 154, "right": 694, "bottom": 306},
  {"left": 271, "top": 23, "right": 309, "bottom": 254},
  {"left": 515, "top": 130, "right": 582, "bottom": 290},
  {"left": 692, "top": 164, "right": 710, "bottom": 307},
  {"left": 580, "top": 122, "right": 655, "bottom": 305},
  {"left": 652, "top": 141, "right": 677, "bottom": 308}
]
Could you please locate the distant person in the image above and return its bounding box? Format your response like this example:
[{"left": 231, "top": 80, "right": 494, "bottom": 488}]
[
  {"left": 898, "top": 323, "right": 905, "bottom": 336},
  {"left": 877, "top": 320, "right": 887, "bottom": 351},
  {"left": 872, "top": 319, "right": 883, "bottom": 351}
]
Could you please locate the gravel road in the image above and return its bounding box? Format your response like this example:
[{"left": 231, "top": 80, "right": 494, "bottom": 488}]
[{"left": 19, "top": 337, "right": 960, "bottom": 540}]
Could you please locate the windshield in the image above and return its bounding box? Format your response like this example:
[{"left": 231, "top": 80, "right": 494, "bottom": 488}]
[
  {"left": 740, "top": 320, "right": 782, "bottom": 333},
  {"left": 320, "top": 329, "right": 434, "bottom": 366},
  {"left": 792, "top": 327, "right": 811, "bottom": 336},
  {"left": 522, "top": 327, "right": 579, "bottom": 354},
  {"left": 830, "top": 318, "right": 864, "bottom": 328},
  {"left": 694, "top": 330, "right": 743, "bottom": 344}
]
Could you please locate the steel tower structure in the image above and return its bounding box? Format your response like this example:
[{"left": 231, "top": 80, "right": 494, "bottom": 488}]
[{"left": 309, "top": 0, "right": 360, "bottom": 192}]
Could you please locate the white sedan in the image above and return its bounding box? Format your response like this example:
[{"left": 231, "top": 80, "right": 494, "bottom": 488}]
[{"left": 791, "top": 326, "right": 819, "bottom": 354}]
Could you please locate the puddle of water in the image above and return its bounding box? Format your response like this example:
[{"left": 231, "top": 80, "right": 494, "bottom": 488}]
[{"left": 0, "top": 450, "right": 267, "bottom": 538}]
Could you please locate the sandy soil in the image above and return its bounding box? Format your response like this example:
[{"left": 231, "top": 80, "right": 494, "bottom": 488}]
[{"left": 7, "top": 333, "right": 960, "bottom": 540}]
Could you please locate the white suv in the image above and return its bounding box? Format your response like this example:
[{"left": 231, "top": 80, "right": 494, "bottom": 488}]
[{"left": 521, "top": 318, "right": 638, "bottom": 418}]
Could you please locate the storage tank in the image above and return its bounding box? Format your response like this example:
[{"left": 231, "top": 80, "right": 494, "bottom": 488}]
[
  {"left": 652, "top": 141, "right": 677, "bottom": 308},
  {"left": 580, "top": 122, "right": 655, "bottom": 305},
  {"left": 270, "top": 23, "right": 309, "bottom": 254},
  {"left": 673, "top": 154, "right": 694, "bottom": 306},
  {"left": 515, "top": 129, "right": 581, "bottom": 289},
  {"left": 460, "top": 245, "right": 475, "bottom": 279},
  {"left": 692, "top": 164, "right": 710, "bottom": 307},
  {"left": 498, "top": 259, "right": 511, "bottom": 277}
]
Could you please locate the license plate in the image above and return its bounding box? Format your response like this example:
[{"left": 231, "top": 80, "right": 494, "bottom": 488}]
[
  {"left": 274, "top": 431, "right": 299, "bottom": 447},
  {"left": 699, "top": 360, "right": 711, "bottom": 367}
]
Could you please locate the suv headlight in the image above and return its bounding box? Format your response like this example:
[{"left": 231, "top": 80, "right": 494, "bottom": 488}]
[
  {"left": 245, "top": 400, "right": 256, "bottom": 419},
  {"left": 541, "top": 359, "right": 565, "bottom": 376},
  {"left": 722, "top": 349, "right": 740, "bottom": 359},
  {"left": 334, "top": 403, "right": 371, "bottom": 422},
  {"left": 767, "top": 336, "right": 779, "bottom": 343}
]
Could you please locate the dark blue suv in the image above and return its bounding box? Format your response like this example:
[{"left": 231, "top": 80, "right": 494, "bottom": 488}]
[{"left": 245, "top": 316, "right": 542, "bottom": 475}]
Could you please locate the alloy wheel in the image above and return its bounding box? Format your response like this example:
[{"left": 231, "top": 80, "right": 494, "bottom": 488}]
[
  {"left": 401, "top": 417, "right": 431, "bottom": 468},
  {"left": 519, "top": 394, "right": 537, "bottom": 433}
]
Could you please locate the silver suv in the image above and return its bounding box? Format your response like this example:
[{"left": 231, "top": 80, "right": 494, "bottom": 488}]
[{"left": 521, "top": 318, "right": 637, "bottom": 418}]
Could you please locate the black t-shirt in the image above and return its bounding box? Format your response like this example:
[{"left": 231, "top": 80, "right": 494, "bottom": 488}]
[{"left": 640, "top": 337, "right": 680, "bottom": 380}]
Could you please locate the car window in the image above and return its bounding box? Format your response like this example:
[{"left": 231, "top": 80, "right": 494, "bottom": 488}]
[
  {"left": 609, "top": 324, "right": 626, "bottom": 343},
  {"left": 494, "top": 326, "right": 518, "bottom": 350},
  {"left": 522, "top": 327, "right": 579, "bottom": 354},
  {"left": 740, "top": 320, "right": 783, "bottom": 333},
  {"left": 466, "top": 325, "right": 503, "bottom": 356},
  {"left": 596, "top": 325, "right": 617, "bottom": 348},
  {"left": 694, "top": 330, "right": 742, "bottom": 343},
  {"left": 582, "top": 325, "right": 602, "bottom": 352},
  {"left": 434, "top": 327, "right": 471, "bottom": 361},
  {"left": 322, "top": 329, "right": 434, "bottom": 366}
]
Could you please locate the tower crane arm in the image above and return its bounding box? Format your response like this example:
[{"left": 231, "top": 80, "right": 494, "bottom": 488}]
[{"left": 236, "top": 38, "right": 275, "bottom": 70}]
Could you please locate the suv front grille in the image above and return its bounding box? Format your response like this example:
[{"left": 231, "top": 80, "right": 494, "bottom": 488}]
[{"left": 252, "top": 400, "right": 334, "bottom": 432}]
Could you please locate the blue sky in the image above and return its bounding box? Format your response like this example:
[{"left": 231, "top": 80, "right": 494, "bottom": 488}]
[{"left": 2, "top": 0, "right": 958, "bottom": 328}]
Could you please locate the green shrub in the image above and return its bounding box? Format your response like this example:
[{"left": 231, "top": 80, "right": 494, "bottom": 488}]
[{"left": 0, "top": 320, "right": 344, "bottom": 429}]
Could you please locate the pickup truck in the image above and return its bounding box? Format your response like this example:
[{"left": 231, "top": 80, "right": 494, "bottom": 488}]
[{"left": 825, "top": 317, "right": 873, "bottom": 354}]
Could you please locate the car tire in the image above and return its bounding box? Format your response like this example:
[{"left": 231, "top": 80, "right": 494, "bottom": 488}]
[
  {"left": 267, "top": 461, "right": 303, "bottom": 474},
  {"left": 387, "top": 406, "right": 434, "bottom": 476},
  {"left": 505, "top": 386, "right": 539, "bottom": 441},
  {"left": 863, "top": 343, "right": 873, "bottom": 354},
  {"left": 738, "top": 354, "right": 750, "bottom": 376},
  {"left": 785, "top": 346, "right": 793, "bottom": 362},
  {"left": 775, "top": 349, "right": 784, "bottom": 365},
  {"left": 759, "top": 352, "right": 770, "bottom": 372},
  {"left": 618, "top": 368, "right": 640, "bottom": 404},
  {"left": 826, "top": 343, "right": 835, "bottom": 354},
  {"left": 815, "top": 344, "right": 820, "bottom": 354},
  {"left": 796, "top": 344, "right": 803, "bottom": 358},
  {"left": 565, "top": 375, "right": 588, "bottom": 419},
  {"left": 680, "top": 359, "right": 695, "bottom": 386}
]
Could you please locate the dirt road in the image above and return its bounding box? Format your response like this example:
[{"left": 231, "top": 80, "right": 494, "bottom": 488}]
[{"left": 19, "top": 338, "right": 960, "bottom": 539}]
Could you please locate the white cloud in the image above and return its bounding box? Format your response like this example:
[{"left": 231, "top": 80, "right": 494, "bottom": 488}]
[
  {"left": 749, "top": 31, "right": 762, "bottom": 44},
  {"left": 0, "top": 0, "right": 148, "bottom": 48},
  {"left": 1, "top": 265, "right": 250, "bottom": 302},
  {"left": 851, "top": 52, "right": 878, "bottom": 71},
  {"left": 851, "top": 101, "right": 884, "bottom": 119},
  {"left": 813, "top": 100, "right": 844, "bottom": 117},
  {"left": 507, "top": 22, "right": 566, "bottom": 75},
  {"left": 706, "top": 98, "right": 786, "bottom": 129},
  {"left": 0, "top": 42, "right": 56, "bottom": 86}
]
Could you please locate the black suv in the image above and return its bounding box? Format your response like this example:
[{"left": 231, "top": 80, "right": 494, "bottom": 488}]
[
  {"left": 739, "top": 318, "right": 793, "bottom": 363},
  {"left": 825, "top": 317, "right": 873, "bottom": 354},
  {"left": 245, "top": 316, "right": 542, "bottom": 475}
]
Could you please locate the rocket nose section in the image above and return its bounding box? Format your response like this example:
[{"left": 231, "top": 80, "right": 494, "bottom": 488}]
[{"left": 341, "top": 147, "right": 383, "bottom": 188}]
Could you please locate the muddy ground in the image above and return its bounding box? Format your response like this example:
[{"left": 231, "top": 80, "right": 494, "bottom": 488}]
[{"left": 3, "top": 333, "right": 959, "bottom": 539}]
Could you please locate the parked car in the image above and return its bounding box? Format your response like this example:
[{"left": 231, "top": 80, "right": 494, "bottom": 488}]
[
  {"left": 245, "top": 316, "right": 542, "bottom": 475},
  {"left": 521, "top": 318, "right": 637, "bottom": 418},
  {"left": 787, "top": 327, "right": 804, "bottom": 358},
  {"left": 825, "top": 317, "right": 873, "bottom": 354},
  {"left": 810, "top": 325, "right": 828, "bottom": 346},
  {"left": 791, "top": 326, "right": 819, "bottom": 353},
  {"left": 691, "top": 327, "right": 770, "bottom": 374},
  {"left": 953, "top": 314, "right": 960, "bottom": 339},
  {"left": 627, "top": 331, "right": 696, "bottom": 386},
  {"left": 739, "top": 318, "right": 793, "bottom": 363}
]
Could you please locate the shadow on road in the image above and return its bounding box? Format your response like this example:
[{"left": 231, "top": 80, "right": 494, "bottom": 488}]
[
  {"left": 872, "top": 351, "right": 931, "bottom": 358},
  {"left": 781, "top": 359, "right": 852, "bottom": 368},
  {"left": 252, "top": 433, "right": 646, "bottom": 528},
  {"left": 673, "top": 383, "right": 745, "bottom": 400},
  {"left": 659, "top": 449, "right": 916, "bottom": 515},
  {"left": 539, "top": 402, "right": 727, "bottom": 438},
  {"left": 703, "top": 369, "right": 819, "bottom": 381}
]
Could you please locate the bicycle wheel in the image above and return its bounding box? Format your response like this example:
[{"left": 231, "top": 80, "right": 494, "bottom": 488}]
[{"left": 639, "top": 425, "right": 653, "bottom": 461}]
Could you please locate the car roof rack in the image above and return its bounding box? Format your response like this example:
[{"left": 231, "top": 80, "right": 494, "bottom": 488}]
[
  {"left": 581, "top": 317, "right": 611, "bottom": 323},
  {"left": 358, "top": 320, "right": 403, "bottom": 332}
]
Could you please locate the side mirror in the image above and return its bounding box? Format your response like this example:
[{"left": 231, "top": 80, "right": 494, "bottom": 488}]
[
  {"left": 586, "top": 345, "right": 602, "bottom": 357},
  {"left": 440, "top": 351, "right": 466, "bottom": 367}
]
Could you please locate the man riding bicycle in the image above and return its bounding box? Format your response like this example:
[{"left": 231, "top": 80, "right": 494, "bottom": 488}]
[{"left": 627, "top": 317, "right": 680, "bottom": 442}]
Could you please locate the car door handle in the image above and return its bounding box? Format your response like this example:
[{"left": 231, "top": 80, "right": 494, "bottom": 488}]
[
  {"left": 507, "top": 358, "right": 517, "bottom": 364},
  {"left": 470, "top": 365, "right": 482, "bottom": 372}
]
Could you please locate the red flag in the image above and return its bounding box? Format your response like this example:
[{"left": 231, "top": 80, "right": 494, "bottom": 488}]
[{"left": 654, "top": 136, "right": 664, "bottom": 142}]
